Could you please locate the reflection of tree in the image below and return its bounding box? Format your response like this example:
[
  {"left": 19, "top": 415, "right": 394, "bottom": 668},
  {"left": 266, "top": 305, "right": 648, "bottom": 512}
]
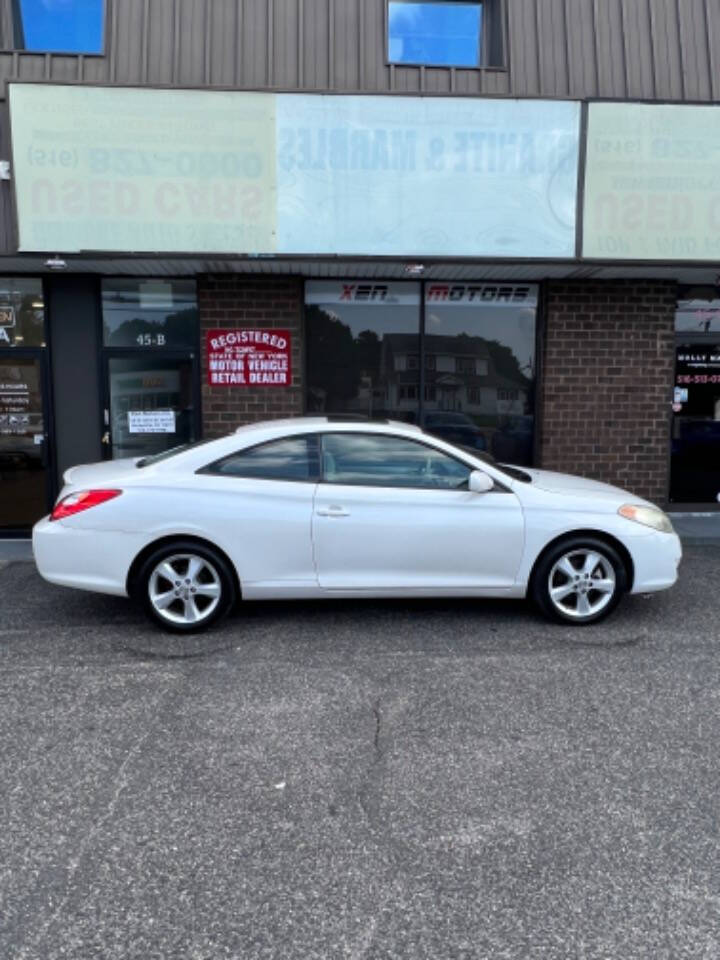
[
  {"left": 306, "top": 306, "right": 360, "bottom": 411},
  {"left": 104, "top": 309, "right": 197, "bottom": 347},
  {"left": 484, "top": 339, "right": 532, "bottom": 387},
  {"left": 452, "top": 333, "right": 532, "bottom": 385},
  {"left": 355, "top": 329, "right": 381, "bottom": 378}
]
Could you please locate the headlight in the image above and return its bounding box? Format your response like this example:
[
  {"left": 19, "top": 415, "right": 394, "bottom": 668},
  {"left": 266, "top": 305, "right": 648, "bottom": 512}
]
[{"left": 618, "top": 504, "right": 675, "bottom": 534}]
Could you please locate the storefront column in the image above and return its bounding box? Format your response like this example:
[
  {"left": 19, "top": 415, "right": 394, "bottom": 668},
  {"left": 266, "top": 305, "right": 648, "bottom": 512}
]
[
  {"left": 47, "top": 274, "right": 102, "bottom": 486},
  {"left": 539, "top": 280, "right": 676, "bottom": 504},
  {"left": 198, "top": 276, "right": 304, "bottom": 436}
]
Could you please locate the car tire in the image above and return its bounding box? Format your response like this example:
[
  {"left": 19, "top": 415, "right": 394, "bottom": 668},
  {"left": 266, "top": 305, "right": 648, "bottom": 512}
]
[
  {"left": 137, "top": 540, "right": 237, "bottom": 633},
  {"left": 531, "top": 537, "right": 628, "bottom": 626}
]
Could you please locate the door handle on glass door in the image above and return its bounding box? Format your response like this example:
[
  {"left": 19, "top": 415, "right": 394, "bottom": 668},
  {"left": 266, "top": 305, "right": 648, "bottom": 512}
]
[{"left": 316, "top": 506, "right": 349, "bottom": 517}]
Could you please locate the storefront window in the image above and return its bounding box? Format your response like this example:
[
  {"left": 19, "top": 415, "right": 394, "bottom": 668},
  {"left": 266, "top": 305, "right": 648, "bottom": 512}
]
[
  {"left": 422, "top": 283, "right": 537, "bottom": 463},
  {"left": 0, "top": 279, "right": 48, "bottom": 529},
  {"left": 0, "top": 278, "right": 45, "bottom": 348},
  {"left": 102, "top": 279, "right": 198, "bottom": 349},
  {"left": 305, "top": 280, "right": 538, "bottom": 464},
  {"left": 305, "top": 281, "right": 420, "bottom": 421},
  {"left": 671, "top": 288, "right": 720, "bottom": 504}
]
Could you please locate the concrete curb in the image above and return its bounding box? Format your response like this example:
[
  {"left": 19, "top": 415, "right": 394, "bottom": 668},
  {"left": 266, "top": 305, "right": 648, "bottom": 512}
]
[{"left": 0, "top": 540, "right": 33, "bottom": 564}]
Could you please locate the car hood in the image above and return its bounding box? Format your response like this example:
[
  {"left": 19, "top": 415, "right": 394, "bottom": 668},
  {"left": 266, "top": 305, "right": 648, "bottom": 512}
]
[{"left": 514, "top": 467, "right": 651, "bottom": 505}]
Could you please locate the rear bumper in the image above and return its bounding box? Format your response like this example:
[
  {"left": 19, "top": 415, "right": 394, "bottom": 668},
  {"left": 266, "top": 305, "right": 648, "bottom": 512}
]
[
  {"left": 32, "top": 516, "right": 145, "bottom": 597},
  {"left": 630, "top": 530, "right": 683, "bottom": 594}
]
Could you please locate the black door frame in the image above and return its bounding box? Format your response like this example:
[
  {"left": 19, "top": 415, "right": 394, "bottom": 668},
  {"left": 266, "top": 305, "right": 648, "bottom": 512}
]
[
  {"left": 669, "top": 330, "right": 720, "bottom": 510},
  {"left": 0, "top": 346, "right": 56, "bottom": 535},
  {"left": 99, "top": 347, "right": 202, "bottom": 461}
]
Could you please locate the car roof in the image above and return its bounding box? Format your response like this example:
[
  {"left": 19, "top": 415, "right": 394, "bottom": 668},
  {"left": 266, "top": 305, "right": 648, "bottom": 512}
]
[
  {"left": 234, "top": 416, "right": 423, "bottom": 436},
  {"left": 144, "top": 416, "right": 428, "bottom": 473}
]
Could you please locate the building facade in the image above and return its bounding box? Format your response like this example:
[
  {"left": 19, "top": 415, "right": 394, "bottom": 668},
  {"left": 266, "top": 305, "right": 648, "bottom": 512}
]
[{"left": 1, "top": 0, "right": 720, "bottom": 532}]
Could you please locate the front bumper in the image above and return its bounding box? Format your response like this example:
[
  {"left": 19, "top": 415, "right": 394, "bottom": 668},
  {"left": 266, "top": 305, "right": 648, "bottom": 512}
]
[{"left": 629, "top": 530, "right": 683, "bottom": 594}]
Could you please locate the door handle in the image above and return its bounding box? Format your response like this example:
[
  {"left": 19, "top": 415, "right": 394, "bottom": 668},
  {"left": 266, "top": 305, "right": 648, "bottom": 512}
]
[{"left": 316, "top": 506, "right": 349, "bottom": 517}]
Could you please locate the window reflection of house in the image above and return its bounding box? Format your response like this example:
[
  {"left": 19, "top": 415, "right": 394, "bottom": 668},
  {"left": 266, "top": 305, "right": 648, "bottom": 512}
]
[{"left": 383, "top": 334, "right": 529, "bottom": 418}]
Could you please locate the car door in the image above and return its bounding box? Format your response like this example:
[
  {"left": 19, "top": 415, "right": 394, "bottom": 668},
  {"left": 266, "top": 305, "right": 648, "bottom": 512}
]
[
  {"left": 312, "top": 432, "right": 525, "bottom": 591},
  {"left": 196, "top": 434, "right": 319, "bottom": 592}
]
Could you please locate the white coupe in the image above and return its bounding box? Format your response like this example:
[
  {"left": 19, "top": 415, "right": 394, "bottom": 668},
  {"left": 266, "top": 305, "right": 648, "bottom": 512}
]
[{"left": 33, "top": 417, "right": 682, "bottom": 632}]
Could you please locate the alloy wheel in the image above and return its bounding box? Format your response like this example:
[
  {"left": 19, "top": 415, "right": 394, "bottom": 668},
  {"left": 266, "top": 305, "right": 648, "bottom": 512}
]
[
  {"left": 547, "top": 549, "right": 617, "bottom": 621},
  {"left": 148, "top": 553, "right": 223, "bottom": 627}
]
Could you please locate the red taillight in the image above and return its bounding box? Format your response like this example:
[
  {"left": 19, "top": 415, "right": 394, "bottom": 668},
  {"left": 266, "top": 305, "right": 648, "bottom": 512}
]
[{"left": 51, "top": 489, "right": 122, "bottom": 521}]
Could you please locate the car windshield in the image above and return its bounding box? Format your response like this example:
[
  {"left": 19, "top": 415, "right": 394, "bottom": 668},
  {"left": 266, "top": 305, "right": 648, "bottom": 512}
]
[{"left": 448, "top": 441, "right": 533, "bottom": 483}]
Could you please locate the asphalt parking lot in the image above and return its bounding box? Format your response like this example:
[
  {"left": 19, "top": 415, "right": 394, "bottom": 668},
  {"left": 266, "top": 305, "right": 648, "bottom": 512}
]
[{"left": 2, "top": 546, "right": 720, "bottom": 960}]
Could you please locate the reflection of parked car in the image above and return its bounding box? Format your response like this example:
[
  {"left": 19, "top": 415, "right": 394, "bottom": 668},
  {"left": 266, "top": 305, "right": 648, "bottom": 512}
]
[
  {"left": 0, "top": 433, "right": 43, "bottom": 466},
  {"left": 421, "top": 412, "right": 487, "bottom": 452},
  {"left": 491, "top": 415, "right": 534, "bottom": 465},
  {"left": 0, "top": 412, "right": 44, "bottom": 466}
]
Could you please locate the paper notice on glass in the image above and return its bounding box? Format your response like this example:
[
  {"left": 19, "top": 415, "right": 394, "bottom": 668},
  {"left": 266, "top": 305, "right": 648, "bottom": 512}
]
[{"left": 128, "top": 410, "right": 176, "bottom": 434}]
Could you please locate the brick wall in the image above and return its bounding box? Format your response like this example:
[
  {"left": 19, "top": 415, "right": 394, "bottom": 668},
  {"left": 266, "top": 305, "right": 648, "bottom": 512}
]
[
  {"left": 539, "top": 280, "right": 677, "bottom": 504},
  {"left": 198, "top": 275, "right": 304, "bottom": 437}
]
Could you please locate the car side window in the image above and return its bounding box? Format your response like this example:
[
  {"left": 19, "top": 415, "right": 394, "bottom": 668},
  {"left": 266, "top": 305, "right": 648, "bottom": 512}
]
[
  {"left": 200, "top": 436, "right": 320, "bottom": 482},
  {"left": 321, "top": 433, "right": 472, "bottom": 489}
]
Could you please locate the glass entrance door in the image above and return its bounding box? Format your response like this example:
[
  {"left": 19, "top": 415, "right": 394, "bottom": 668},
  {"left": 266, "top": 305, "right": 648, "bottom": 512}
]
[
  {"left": 0, "top": 278, "right": 51, "bottom": 531},
  {"left": 101, "top": 278, "right": 200, "bottom": 461},
  {"left": 104, "top": 355, "right": 197, "bottom": 460},
  {"left": 671, "top": 289, "right": 720, "bottom": 504},
  {"left": 0, "top": 355, "right": 49, "bottom": 529}
]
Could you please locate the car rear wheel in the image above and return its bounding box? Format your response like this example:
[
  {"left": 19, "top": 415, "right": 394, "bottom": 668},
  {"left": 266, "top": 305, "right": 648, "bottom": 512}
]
[
  {"left": 531, "top": 537, "right": 627, "bottom": 625},
  {"left": 138, "top": 541, "right": 236, "bottom": 633}
]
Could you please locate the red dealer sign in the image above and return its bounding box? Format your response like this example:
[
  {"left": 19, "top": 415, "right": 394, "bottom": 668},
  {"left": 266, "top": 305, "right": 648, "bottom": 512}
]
[{"left": 207, "top": 329, "right": 292, "bottom": 387}]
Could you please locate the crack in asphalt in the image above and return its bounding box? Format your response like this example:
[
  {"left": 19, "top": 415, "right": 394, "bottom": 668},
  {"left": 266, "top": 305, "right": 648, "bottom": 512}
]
[
  {"left": 10, "top": 681, "right": 180, "bottom": 960},
  {"left": 372, "top": 698, "right": 383, "bottom": 761}
]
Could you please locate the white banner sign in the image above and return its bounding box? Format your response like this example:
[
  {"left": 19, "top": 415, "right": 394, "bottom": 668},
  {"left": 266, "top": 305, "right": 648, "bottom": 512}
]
[
  {"left": 128, "top": 410, "right": 176, "bottom": 434},
  {"left": 584, "top": 102, "right": 720, "bottom": 260},
  {"left": 10, "top": 84, "right": 580, "bottom": 259},
  {"left": 9, "top": 84, "right": 276, "bottom": 254},
  {"left": 277, "top": 95, "right": 580, "bottom": 258}
]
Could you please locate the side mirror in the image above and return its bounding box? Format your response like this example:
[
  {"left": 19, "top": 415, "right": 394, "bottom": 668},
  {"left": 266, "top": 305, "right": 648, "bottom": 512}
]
[{"left": 469, "top": 470, "right": 494, "bottom": 494}]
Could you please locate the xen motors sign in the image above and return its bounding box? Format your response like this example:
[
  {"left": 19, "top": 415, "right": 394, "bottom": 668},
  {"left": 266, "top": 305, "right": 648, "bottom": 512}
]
[
  {"left": 339, "top": 284, "right": 389, "bottom": 302},
  {"left": 425, "top": 284, "right": 537, "bottom": 305},
  {"left": 305, "top": 281, "right": 538, "bottom": 307},
  {"left": 305, "top": 281, "right": 420, "bottom": 307}
]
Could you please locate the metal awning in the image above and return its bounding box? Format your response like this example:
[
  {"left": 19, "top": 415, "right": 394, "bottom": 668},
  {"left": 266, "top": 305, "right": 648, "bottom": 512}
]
[{"left": 0, "top": 255, "right": 719, "bottom": 284}]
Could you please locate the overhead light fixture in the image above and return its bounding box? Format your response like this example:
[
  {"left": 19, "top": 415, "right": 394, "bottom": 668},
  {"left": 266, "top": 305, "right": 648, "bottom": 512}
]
[
  {"left": 31, "top": 300, "right": 44, "bottom": 308},
  {"left": 404, "top": 263, "right": 425, "bottom": 276},
  {"left": 45, "top": 256, "right": 67, "bottom": 270}
]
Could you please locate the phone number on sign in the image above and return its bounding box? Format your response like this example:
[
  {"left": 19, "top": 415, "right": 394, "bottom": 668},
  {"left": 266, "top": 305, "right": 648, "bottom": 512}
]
[
  {"left": 87, "top": 149, "right": 264, "bottom": 178},
  {"left": 676, "top": 375, "right": 720, "bottom": 385}
]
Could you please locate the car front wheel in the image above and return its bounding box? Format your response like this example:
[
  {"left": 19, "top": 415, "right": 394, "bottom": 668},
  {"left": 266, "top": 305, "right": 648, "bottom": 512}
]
[
  {"left": 137, "top": 541, "right": 236, "bottom": 633},
  {"left": 531, "top": 537, "right": 627, "bottom": 625}
]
